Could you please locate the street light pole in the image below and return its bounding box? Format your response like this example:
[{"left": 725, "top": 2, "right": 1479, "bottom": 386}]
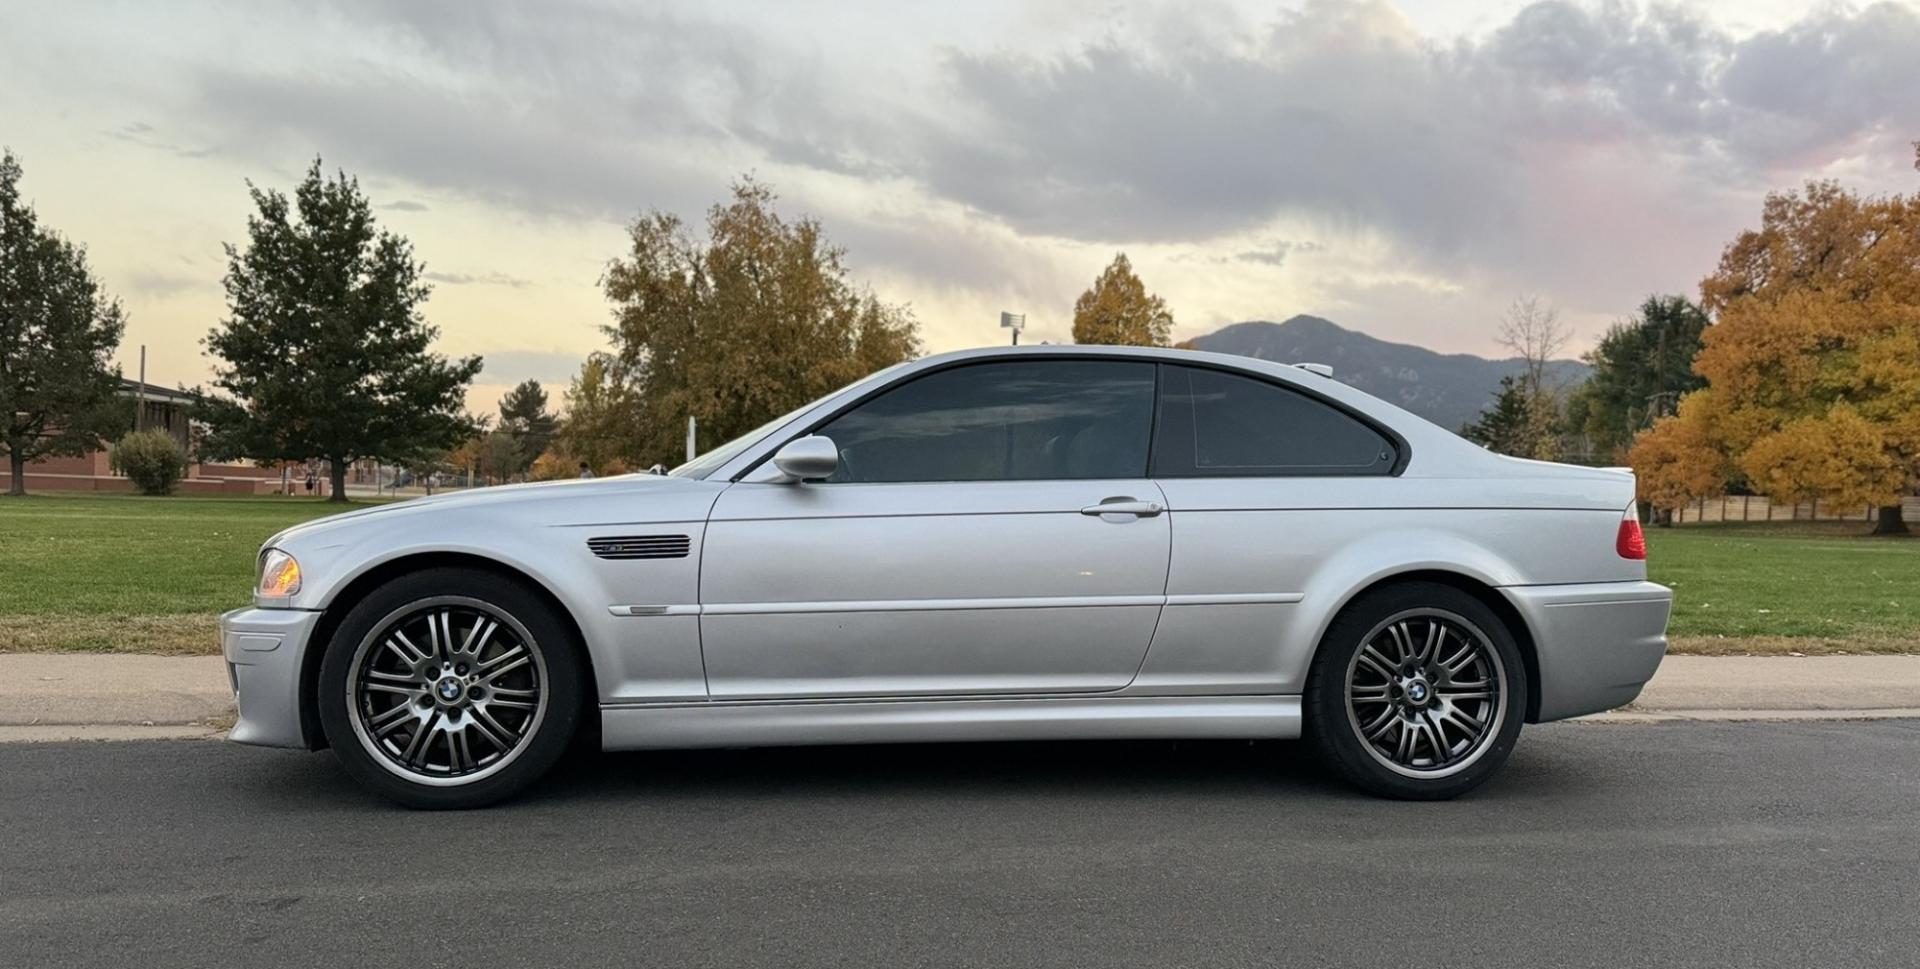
[{"left": 999, "top": 311, "right": 1025, "bottom": 346}]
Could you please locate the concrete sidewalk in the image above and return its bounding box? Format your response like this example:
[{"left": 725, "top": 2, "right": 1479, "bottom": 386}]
[
  {"left": 1, "top": 652, "right": 1918, "bottom": 741},
  {"left": 0, "top": 654, "right": 230, "bottom": 741},
  {"left": 1592, "top": 654, "right": 1920, "bottom": 723}
]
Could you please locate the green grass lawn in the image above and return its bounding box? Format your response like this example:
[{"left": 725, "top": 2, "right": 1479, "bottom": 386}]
[
  {"left": 2, "top": 493, "right": 1915, "bottom": 655},
  {"left": 0, "top": 492, "right": 379, "bottom": 653},
  {"left": 1645, "top": 521, "right": 1920, "bottom": 654}
]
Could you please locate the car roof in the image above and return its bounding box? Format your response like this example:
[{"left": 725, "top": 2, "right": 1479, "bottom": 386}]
[
  {"left": 903, "top": 344, "right": 1389, "bottom": 418},
  {"left": 910, "top": 343, "right": 1318, "bottom": 380}
]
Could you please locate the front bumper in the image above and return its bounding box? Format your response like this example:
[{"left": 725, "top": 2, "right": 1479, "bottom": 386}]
[
  {"left": 220, "top": 606, "right": 325, "bottom": 749},
  {"left": 1502, "top": 581, "right": 1673, "bottom": 722}
]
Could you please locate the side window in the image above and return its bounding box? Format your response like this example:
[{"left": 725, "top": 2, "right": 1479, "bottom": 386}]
[
  {"left": 1152, "top": 365, "right": 1397, "bottom": 476},
  {"left": 814, "top": 360, "right": 1156, "bottom": 483}
]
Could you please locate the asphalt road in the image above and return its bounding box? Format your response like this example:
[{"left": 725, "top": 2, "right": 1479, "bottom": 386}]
[{"left": 4, "top": 722, "right": 1918, "bottom": 968}]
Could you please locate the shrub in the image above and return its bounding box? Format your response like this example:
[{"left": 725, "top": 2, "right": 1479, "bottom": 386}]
[
  {"left": 527, "top": 449, "right": 575, "bottom": 481},
  {"left": 110, "top": 429, "right": 189, "bottom": 495},
  {"left": 528, "top": 449, "right": 629, "bottom": 480}
]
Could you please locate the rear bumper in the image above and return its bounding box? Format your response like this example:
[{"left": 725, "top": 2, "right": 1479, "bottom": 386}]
[
  {"left": 1502, "top": 581, "right": 1672, "bottom": 722},
  {"left": 220, "top": 606, "right": 324, "bottom": 749}
]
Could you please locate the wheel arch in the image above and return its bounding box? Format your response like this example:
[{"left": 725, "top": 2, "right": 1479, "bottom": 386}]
[
  {"left": 296, "top": 551, "right": 599, "bottom": 750},
  {"left": 1310, "top": 569, "right": 1544, "bottom": 724}
]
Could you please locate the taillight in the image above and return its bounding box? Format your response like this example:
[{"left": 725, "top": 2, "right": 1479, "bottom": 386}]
[{"left": 1616, "top": 514, "right": 1647, "bottom": 560}]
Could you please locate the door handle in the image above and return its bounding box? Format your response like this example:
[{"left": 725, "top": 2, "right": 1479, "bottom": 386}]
[{"left": 1080, "top": 498, "right": 1164, "bottom": 517}]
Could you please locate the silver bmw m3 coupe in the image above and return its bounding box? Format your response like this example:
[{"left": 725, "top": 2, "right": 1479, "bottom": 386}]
[{"left": 223, "top": 345, "right": 1671, "bottom": 808}]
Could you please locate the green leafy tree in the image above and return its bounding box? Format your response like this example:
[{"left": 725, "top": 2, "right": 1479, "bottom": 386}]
[
  {"left": 197, "top": 159, "right": 481, "bottom": 502},
  {"left": 0, "top": 150, "right": 129, "bottom": 496},
  {"left": 403, "top": 446, "right": 453, "bottom": 494},
  {"left": 476, "top": 428, "right": 525, "bottom": 483},
  {"left": 460, "top": 425, "right": 522, "bottom": 483},
  {"left": 1461, "top": 375, "right": 1546, "bottom": 457},
  {"left": 601, "top": 178, "right": 921, "bottom": 468},
  {"left": 497, "top": 379, "right": 556, "bottom": 475},
  {"left": 445, "top": 416, "right": 524, "bottom": 485},
  {"left": 1564, "top": 295, "right": 1710, "bottom": 461},
  {"left": 1072, "top": 253, "right": 1174, "bottom": 347},
  {"left": 554, "top": 353, "right": 635, "bottom": 475}
]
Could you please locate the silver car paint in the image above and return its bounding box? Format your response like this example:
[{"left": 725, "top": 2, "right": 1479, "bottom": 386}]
[
  {"left": 597, "top": 695, "right": 1302, "bottom": 750},
  {"left": 700, "top": 478, "right": 1172, "bottom": 698},
  {"left": 221, "top": 344, "right": 1670, "bottom": 752}
]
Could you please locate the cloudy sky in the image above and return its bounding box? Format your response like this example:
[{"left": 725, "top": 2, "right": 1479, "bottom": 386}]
[{"left": 5, "top": 0, "right": 1918, "bottom": 414}]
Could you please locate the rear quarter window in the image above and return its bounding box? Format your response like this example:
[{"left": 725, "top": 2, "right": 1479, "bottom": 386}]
[{"left": 1151, "top": 364, "right": 1398, "bottom": 477}]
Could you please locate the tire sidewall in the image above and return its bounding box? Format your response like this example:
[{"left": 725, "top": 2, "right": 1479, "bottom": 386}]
[
  {"left": 317, "top": 568, "right": 584, "bottom": 809},
  {"left": 1306, "top": 582, "right": 1527, "bottom": 800}
]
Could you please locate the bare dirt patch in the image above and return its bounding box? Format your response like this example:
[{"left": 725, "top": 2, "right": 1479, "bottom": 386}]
[
  {"left": 0, "top": 614, "right": 219, "bottom": 656},
  {"left": 1667, "top": 633, "right": 1919, "bottom": 657}
]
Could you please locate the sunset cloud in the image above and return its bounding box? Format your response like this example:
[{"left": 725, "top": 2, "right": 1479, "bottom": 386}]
[{"left": 5, "top": 1, "right": 1916, "bottom": 413}]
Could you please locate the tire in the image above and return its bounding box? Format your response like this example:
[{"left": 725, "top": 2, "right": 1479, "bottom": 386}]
[
  {"left": 1305, "top": 582, "right": 1527, "bottom": 800},
  {"left": 317, "top": 567, "right": 586, "bottom": 809}
]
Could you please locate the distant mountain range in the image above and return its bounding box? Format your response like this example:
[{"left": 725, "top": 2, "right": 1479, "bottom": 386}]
[{"left": 1189, "top": 315, "right": 1591, "bottom": 431}]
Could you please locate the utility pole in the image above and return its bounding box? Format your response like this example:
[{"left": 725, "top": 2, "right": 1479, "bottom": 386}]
[
  {"left": 999, "top": 312, "right": 1025, "bottom": 346},
  {"left": 686, "top": 416, "right": 698, "bottom": 463},
  {"left": 135, "top": 345, "right": 146, "bottom": 431}
]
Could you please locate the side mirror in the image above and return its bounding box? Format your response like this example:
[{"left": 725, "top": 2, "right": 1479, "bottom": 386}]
[{"left": 770, "top": 435, "right": 838, "bottom": 483}]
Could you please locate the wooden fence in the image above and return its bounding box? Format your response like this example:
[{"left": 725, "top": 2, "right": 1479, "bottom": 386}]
[{"left": 1668, "top": 495, "right": 1920, "bottom": 525}]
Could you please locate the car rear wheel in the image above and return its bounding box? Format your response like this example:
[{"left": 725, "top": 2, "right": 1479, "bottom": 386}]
[
  {"left": 1305, "top": 582, "right": 1526, "bottom": 800},
  {"left": 317, "top": 568, "right": 585, "bottom": 809}
]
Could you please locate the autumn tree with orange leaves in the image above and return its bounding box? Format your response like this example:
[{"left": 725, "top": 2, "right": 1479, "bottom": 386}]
[
  {"left": 1628, "top": 181, "right": 1920, "bottom": 534},
  {"left": 1072, "top": 253, "right": 1174, "bottom": 347},
  {"left": 595, "top": 179, "right": 922, "bottom": 470}
]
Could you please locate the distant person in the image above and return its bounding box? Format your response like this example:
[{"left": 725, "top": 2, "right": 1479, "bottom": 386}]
[
  {"left": 304, "top": 469, "right": 316, "bottom": 495},
  {"left": 578, "top": 462, "right": 594, "bottom": 479}
]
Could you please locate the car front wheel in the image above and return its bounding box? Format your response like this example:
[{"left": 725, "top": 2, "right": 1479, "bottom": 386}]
[
  {"left": 317, "top": 568, "right": 585, "bottom": 809},
  {"left": 1305, "top": 582, "right": 1527, "bottom": 800}
]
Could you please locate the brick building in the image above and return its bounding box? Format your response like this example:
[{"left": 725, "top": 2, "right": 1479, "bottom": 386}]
[{"left": 17, "top": 379, "right": 300, "bottom": 495}]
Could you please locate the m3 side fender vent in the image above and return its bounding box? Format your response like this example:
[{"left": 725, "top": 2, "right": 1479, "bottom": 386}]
[{"left": 586, "top": 534, "right": 692, "bottom": 560}]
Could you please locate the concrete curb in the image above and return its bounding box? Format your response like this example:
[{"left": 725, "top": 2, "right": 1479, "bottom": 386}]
[
  {"left": 0, "top": 724, "right": 226, "bottom": 743},
  {"left": 1577, "top": 707, "right": 1920, "bottom": 724}
]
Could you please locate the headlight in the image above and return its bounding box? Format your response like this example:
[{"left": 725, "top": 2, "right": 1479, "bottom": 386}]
[{"left": 257, "top": 549, "right": 302, "bottom": 599}]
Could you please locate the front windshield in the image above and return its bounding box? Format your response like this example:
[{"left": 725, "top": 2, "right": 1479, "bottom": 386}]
[{"left": 669, "top": 361, "right": 913, "bottom": 479}]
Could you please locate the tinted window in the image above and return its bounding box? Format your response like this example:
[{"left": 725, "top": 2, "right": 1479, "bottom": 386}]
[
  {"left": 1152, "top": 365, "right": 1397, "bottom": 476},
  {"left": 816, "top": 360, "right": 1156, "bottom": 483}
]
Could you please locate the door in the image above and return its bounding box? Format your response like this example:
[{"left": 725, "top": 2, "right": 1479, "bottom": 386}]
[
  {"left": 1134, "top": 363, "right": 1404, "bottom": 694},
  {"left": 699, "top": 358, "right": 1170, "bottom": 699}
]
